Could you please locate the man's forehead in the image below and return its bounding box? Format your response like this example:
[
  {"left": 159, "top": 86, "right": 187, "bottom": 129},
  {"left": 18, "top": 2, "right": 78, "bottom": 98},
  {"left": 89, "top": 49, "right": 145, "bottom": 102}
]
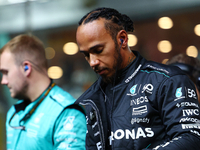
[
  {"left": 77, "top": 20, "right": 108, "bottom": 43},
  {"left": 0, "top": 50, "right": 15, "bottom": 66},
  {"left": 0, "top": 50, "right": 13, "bottom": 59}
]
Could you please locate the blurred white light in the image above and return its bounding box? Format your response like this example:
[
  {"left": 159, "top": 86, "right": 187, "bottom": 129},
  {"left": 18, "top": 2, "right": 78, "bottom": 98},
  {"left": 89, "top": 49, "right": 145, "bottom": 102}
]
[
  {"left": 63, "top": 42, "right": 78, "bottom": 55},
  {"left": 158, "top": 17, "right": 173, "bottom": 29},
  {"left": 48, "top": 66, "right": 63, "bottom": 79},
  {"left": 8, "top": 0, "right": 26, "bottom": 4},
  {"left": 45, "top": 47, "right": 55, "bottom": 60},
  {"left": 186, "top": 46, "right": 198, "bottom": 58},
  {"left": 194, "top": 24, "right": 200, "bottom": 36},
  {"left": 128, "top": 34, "right": 137, "bottom": 47},
  {"left": 157, "top": 40, "right": 172, "bottom": 53}
]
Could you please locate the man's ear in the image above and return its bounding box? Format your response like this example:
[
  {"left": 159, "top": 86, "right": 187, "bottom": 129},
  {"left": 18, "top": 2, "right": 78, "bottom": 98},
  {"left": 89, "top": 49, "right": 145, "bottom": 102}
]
[
  {"left": 22, "top": 61, "right": 32, "bottom": 76},
  {"left": 117, "top": 30, "right": 128, "bottom": 48}
]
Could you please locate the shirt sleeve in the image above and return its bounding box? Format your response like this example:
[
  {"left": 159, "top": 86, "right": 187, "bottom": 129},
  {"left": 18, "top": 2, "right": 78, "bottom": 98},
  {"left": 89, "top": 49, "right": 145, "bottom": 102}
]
[
  {"left": 53, "top": 104, "right": 86, "bottom": 150},
  {"left": 150, "top": 74, "right": 200, "bottom": 149}
]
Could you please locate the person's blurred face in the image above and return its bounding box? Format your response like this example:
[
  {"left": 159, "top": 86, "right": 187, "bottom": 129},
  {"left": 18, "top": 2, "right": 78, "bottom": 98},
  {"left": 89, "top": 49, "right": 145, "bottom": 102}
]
[
  {"left": 0, "top": 50, "right": 28, "bottom": 99},
  {"left": 76, "top": 18, "right": 122, "bottom": 83}
]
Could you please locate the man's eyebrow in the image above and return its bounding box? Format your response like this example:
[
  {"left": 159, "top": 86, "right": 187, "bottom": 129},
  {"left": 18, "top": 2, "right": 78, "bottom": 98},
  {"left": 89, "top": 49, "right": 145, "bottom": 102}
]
[{"left": 80, "top": 44, "right": 104, "bottom": 53}]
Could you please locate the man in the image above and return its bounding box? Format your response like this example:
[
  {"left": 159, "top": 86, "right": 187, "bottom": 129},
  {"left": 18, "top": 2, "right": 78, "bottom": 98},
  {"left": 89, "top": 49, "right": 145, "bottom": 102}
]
[
  {"left": 75, "top": 7, "right": 200, "bottom": 150},
  {"left": 166, "top": 53, "right": 200, "bottom": 103},
  {"left": 0, "top": 34, "right": 86, "bottom": 150}
]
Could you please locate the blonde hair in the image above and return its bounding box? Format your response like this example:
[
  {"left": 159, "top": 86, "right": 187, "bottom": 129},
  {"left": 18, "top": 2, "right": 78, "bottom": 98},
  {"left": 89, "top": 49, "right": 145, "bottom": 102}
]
[{"left": 0, "top": 34, "right": 48, "bottom": 70}]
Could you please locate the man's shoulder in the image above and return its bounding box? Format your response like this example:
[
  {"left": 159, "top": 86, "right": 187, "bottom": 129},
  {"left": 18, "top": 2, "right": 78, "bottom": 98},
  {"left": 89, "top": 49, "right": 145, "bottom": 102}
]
[
  {"left": 48, "top": 85, "right": 76, "bottom": 108},
  {"left": 75, "top": 80, "right": 99, "bottom": 104},
  {"left": 141, "top": 60, "right": 185, "bottom": 77}
]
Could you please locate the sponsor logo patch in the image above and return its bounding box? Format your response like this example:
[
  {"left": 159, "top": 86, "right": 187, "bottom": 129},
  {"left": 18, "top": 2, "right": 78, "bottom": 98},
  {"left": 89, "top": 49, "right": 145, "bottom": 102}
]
[
  {"left": 132, "top": 105, "right": 147, "bottom": 116},
  {"left": 142, "top": 84, "right": 153, "bottom": 94},
  {"left": 63, "top": 116, "right": 75, "bottom": 130}
]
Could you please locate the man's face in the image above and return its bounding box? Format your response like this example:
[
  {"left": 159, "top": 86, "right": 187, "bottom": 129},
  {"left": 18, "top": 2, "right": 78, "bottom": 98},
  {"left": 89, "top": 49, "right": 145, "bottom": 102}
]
[
  {"left": 76, "top": 19, "right": 121, "bottom": 83},
  {"left": 0, "top": 50, "right": 28, "bottom": 99}
]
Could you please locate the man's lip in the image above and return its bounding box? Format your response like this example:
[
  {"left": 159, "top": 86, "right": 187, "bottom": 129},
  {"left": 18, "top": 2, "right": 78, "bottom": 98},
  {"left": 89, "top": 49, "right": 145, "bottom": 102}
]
[{"left": 97, "top": 69, "right": 106, "bottom": 75}]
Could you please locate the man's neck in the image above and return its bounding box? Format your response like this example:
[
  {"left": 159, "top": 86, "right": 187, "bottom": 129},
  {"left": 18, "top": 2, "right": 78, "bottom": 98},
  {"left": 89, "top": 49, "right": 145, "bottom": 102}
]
[
  {"left": 127, "top": 53, "right": 136, "bottom": 66},
  {"left": 28, "top": 76, "right": 51, "bottom": 102}
]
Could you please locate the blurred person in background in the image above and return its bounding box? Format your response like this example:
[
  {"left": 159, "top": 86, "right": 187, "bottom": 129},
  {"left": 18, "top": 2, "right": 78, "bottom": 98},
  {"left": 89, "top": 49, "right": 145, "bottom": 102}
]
[
  {"left": 166, "top": 53, "right": 200, "bottom": 103},
  {"left": 75, "top": 7, "right": 200, "bottom": 150},
  {"left": 0, "top": 34, "right": 86, "bottom": 150}
]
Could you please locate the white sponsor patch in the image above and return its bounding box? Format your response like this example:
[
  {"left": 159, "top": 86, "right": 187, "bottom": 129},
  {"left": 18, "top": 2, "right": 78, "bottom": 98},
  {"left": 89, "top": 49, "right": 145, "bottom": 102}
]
[
  {"left": 131, "top": 118, "right": 150, "bottom": 124},
  {"left": 130, "top": 96, "right": 149, "bottom": 106},
  {"left": 132, "top": 105, "right": 147, "bottom": 116},
  {"left": 182, "top": 124, "right": 200, "bottom": 129},
  {"left": 142, "top": 84, "right": 153, "bottom": 94},
  {"left": 111, "top": 127, "right": 154, "bottom": 140},
  {"left": 63, "top": 116, "right": 75, "bottom": 130},
  {"left": 182, "top": 109, "right": 199, "bottom": 116}
]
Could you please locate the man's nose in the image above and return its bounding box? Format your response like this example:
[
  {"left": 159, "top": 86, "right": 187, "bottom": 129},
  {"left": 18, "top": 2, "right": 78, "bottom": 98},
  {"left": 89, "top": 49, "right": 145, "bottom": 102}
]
[
  {"left": 1, "top": 76, "right": 8, "bottom": 85},
  {"left": 89, "top": 54, "right": 99, "bottom": 68}
]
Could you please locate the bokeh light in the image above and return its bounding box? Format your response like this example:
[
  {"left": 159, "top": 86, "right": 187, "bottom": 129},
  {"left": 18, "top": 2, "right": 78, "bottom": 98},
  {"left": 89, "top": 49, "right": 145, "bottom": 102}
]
[
  {"left": 157, "top": 40, "right": 172, "bottom": 53},
  {"left": 194, "top": 24, "right": 200, "bottom": 36},
  {"left": 48, "top": 66, "right": 63, "bottom": 79},
  {"left": 128, "top": 34, "right": 138, "bottom": 47},
  {"left": 63, "top": 42, "right": 78, "bottom": 55},
  {"left": 186, "top": 46, "right": 198, "bottom": 58},
  {"left": 158, "top": 17, "right": 173, "bottom": 29}
]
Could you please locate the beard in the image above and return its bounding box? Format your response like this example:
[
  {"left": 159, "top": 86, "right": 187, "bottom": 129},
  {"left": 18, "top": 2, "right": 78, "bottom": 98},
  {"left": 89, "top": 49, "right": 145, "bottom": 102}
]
[
  {"left": 13, "top": 79, "right": 29, "bottom": 101},
  {"left": 101, "top": 43, "right": 123, "bottom": 84}
]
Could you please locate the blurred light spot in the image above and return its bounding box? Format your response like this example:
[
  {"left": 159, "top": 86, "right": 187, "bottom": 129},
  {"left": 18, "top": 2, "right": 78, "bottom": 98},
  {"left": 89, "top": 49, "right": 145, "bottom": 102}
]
[
  {"left": 48, "top": 66, "right": 63, "bottom": 79},
  {"left": 45, "top": 47, "right": 55, "bottom": 60},
  {"left": 157, "top": 40, "right": 172, "bottom": 53},
  {"left": 63, "top": 42, "right": 78, "bottom": 55},
  {"left": 8, "top": 0, "right": 26, "bottom": 3},
  {"left": 128, "top": 34, "right": 137, "bottom": 47},
  {"left": 194, "top": 24, "right": 200, "bottom": 36},
  {"left": 162, "top": 58, "right": 169, "bottom": 64},
  {"left": 158, "top": 17, "right": 173, "bottom": 29},
  {"left": 186, "top": 46, "right": 198, "bottom": 58}
]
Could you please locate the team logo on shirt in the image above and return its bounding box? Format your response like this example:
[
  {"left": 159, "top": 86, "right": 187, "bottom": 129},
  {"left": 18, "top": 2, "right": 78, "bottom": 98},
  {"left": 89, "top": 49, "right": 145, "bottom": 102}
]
[
  {"left": 174, "top": 87, "right": 185, "bottom": 101},
  {"left": 63, "top": 116, "right": 75, "bottom": 130},
  {"left": 130, "top": 85, "right": 137, "bottom": 94},
  {"left": 174, "top": 87, "right": 197, "bottom": 101},
  {"left": 176, "top": 87, "right": 182, "bottom": 98},
  {"left": 127, "top": 84, "right": 141, "bottom": 96}
]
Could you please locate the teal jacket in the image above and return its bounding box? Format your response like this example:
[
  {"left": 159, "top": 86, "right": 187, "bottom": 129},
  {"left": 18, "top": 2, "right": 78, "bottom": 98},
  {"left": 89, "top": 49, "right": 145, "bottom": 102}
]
[{"left": 6, "top": 84, "right": 86, "bottom": 150}]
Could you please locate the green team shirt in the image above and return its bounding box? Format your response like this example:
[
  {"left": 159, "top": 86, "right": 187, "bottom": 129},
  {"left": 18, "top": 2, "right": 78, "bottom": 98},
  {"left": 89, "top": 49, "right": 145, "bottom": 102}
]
[{"left": 6, "top": 85, "right": 86, "bottom": 150}]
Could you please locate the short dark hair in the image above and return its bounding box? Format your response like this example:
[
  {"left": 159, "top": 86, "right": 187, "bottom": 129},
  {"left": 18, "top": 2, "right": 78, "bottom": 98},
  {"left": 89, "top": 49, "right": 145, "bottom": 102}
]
[
  {"left": 79, "top": 7, "right": 134, "bottom": 41},
  {"left": 0, "top": 34, "right": 48, "bottom": 69}
]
